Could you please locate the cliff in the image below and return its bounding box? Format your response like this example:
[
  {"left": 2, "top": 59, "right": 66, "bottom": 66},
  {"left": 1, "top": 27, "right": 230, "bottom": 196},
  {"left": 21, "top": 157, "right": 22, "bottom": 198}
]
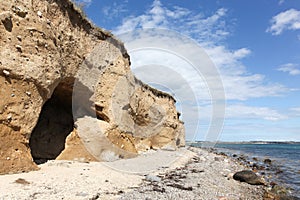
[{"left": 0, "top": 0, "right": 185, "bottom": 175}]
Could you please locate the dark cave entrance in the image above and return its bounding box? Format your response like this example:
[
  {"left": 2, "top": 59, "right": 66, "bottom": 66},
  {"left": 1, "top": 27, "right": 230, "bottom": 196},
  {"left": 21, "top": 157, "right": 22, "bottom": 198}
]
[{"left": 29, "top": 78, "right": 74, "bottom": 164}]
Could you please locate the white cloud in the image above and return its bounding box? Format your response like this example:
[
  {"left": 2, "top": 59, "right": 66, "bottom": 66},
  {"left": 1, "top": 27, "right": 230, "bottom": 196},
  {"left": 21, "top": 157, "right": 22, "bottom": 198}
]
[
  {"left": 277, "top": 63, "right": 300, "bottom": 75},
  {"left": 291, "top": 107, "right": 300, "bottom": 112},
  {"left": 278, "top": 0, "right": 285, "bottom": 5},
  {"left": 205, "top": 45, "right": 286, "bottom": 100},
  {"left": 114, "top": 1, "right": 286, "bottom": 101},
  {"left": 226, "top": 105, "right": 288, "bottom": 121},
  {"left": 114, "top": 1, "right": 229, "bottom": 42},
  {"left": 74, "top": 0, "right": 93, "bottom": 7},
  {"left": 290, "top": 107, "right": 300, "bottom": 116},
  {"left": 267, "top": 9, "right": 300, "bottom": 35},
  {"left": 102, "top": 2, "right": 128, "bottom": 20},
  {"left": 233, "top": 48, "right": 251, "bottom": 59}
]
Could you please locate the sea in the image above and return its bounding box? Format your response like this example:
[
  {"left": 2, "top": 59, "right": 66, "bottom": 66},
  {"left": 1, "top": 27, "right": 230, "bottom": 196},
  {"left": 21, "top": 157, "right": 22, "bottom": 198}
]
[{"left": 189, "top": 142, "right": 300, "bottom": 197}]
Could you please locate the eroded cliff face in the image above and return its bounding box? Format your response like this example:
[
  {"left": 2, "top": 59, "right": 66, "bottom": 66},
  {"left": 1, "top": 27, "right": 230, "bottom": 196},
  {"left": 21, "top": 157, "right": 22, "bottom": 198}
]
[{"left": 0, "top": 0, "right": 185, "bottom": 175}]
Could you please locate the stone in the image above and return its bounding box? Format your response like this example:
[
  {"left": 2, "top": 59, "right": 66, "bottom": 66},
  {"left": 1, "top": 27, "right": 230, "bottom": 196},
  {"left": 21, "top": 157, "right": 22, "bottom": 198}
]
[
  {"left": 3, "top": 69, "right": 10, "bottom": 76},
  {"left": 233, "top": 170, "right": 266, "bottom": 185},
  {"left": 166, "top": 183, "right": 193, "bottom": 191},
  {"left": 264, "top": 185, "right": 300, "bottom": 200},
  {"left": 214, "top": 156, "right": 224, "bottom": 161},
  {"left": 12, "top": 6, "right": 28, "bottom": 18},
  {"left": 264, "top": 158, "right": 272, "bottom": 164},
  {"left": 152, "top": 186, "right": 165, "bottom": 193},
  {"left": 145, "top": 174, "right": 162, "bottom": 182},
  {"left": 14, "top": 178, "right": 30, "bottom": 185},
  {"left": 0, "top": 12, "right": 13, "bottom": 32}
]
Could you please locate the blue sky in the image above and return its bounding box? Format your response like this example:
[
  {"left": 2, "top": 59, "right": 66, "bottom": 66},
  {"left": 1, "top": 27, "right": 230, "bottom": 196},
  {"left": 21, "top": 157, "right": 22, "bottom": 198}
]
[{"left": 76, "top": 0, "right": 300, "bottom": 141}]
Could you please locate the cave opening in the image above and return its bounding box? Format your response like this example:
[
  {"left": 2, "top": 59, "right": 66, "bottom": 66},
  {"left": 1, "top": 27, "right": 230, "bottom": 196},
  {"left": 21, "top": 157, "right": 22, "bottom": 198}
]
[{"left": 29, "top": 78, "right": 75, "bottom": 164}]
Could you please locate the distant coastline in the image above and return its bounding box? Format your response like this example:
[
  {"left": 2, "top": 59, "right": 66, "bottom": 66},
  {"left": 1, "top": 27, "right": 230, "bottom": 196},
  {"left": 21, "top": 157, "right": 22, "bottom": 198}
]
[{"left": 187, "top": 141, "right": 300, "bottom": 145}]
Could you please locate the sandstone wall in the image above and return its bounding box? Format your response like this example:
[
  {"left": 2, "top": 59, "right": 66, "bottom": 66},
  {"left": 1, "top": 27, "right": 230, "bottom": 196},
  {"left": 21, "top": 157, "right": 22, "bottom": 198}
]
[{"left": 0, "top": 0, "right": 184, "bottom": 174}]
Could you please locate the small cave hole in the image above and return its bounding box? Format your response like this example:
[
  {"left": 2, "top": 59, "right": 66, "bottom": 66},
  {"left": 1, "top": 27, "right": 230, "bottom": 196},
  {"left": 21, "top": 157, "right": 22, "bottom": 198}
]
[{"left": 29, "top": 78, "right": 74, "bottom": 164}]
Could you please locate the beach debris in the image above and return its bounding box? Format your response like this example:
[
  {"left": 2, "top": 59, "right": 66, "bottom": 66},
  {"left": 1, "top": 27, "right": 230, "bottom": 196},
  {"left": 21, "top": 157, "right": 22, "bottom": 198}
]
[
  {"left": 190, "top": 168, "right": 204, "bottom": 173},
  {"left": 14, "top": 178, "right": 30, "bottom": 185},
  {"left": 152, "top": 186, "right": 166, "bottom": 193},
  {"left": 166, "top": 183, "right": 193, "bottom": 191},
  {"left": 145, "top": 174, "right": 161, "bottom": 182},
  {"left": 76, "top": 192, "right": 89, "bottom": 197},
  {"left": 233, "top": 170, "right": 266, "bottom": 185}
]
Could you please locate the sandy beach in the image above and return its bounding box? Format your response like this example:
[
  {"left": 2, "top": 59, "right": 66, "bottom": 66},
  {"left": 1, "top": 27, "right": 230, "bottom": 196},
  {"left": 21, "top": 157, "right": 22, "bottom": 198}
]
[{"left": 0, "top": 147, "right": 265, "bottom": 200}]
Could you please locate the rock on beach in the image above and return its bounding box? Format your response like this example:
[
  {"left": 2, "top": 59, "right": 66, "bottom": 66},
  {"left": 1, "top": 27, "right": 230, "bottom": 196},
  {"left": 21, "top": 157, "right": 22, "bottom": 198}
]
[{"left": 233, "top": 170, "right": 266, "bottom": 185}]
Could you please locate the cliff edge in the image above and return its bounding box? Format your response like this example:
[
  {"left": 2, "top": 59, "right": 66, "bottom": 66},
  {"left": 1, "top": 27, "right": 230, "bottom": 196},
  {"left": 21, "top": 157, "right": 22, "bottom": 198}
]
[{"left": 0, "top": 0, "right": 185, "bottom": 175}]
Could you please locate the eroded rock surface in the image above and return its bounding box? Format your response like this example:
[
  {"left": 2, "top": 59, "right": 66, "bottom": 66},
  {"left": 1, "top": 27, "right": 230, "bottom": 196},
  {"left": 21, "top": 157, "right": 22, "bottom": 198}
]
[{"left": 0, "top": 0, "right": 184, "bottom": 174}]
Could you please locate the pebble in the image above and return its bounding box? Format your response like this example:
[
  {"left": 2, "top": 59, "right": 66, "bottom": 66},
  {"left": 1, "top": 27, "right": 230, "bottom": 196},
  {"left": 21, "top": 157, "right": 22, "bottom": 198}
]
[
  {"left": 214, "top": 157, "right": 224, "bottom": 161},
  {"left": 12, "top": 6, "right": 27, "bottom": 18},
  {"left": 76, "top": 192, "right": 88, "bottom": 197},
  {"left": 145, "top": 174, "right": 161, "bottom": 182},
  {"left": 264, "top": 158, "right": 272, "bottom": 164},
  {"left": 3, "top": 69, "right": 10, "bottom": 76},
  {"left": 37, "top": 11, "right": 42, "bottom": 18}
]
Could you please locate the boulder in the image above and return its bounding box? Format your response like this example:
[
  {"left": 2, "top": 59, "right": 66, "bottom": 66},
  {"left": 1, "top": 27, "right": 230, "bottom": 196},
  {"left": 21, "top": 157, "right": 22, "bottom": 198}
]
[
  {"left": 233, "top": 170, "right": 265, "bottom": 185},
  {"left": 0, "top": 0, "right": 185, "bottom": 174}
]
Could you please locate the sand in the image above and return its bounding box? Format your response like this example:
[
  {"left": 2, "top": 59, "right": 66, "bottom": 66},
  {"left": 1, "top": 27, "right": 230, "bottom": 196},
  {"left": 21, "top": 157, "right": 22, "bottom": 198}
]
[{"left": 0, "top": 147, "right": 264, "bottom": 200}]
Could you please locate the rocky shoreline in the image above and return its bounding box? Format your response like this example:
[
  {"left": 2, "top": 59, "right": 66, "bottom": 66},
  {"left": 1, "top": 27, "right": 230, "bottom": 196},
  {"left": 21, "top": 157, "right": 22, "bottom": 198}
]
[
  {"left": 119, "top": 147, "right": 265, "bottom": 200},
  {"left": 2, "top": 146, "right": 299, "bottom": 200},
  {"left": 208, "top": 147, "right": 300, "bottom": 200}
]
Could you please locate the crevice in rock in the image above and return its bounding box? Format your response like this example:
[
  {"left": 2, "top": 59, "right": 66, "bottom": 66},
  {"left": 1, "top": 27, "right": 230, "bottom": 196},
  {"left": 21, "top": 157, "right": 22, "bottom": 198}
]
[{"left": 29, "top": 78, "right": 74, "bottom": 164}]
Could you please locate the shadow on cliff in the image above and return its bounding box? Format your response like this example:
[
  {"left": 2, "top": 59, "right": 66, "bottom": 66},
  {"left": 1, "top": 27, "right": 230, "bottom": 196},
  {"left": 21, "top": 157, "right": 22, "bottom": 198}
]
[{"left": 29, "top": 78, "right": 75, "bottom": 164}]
